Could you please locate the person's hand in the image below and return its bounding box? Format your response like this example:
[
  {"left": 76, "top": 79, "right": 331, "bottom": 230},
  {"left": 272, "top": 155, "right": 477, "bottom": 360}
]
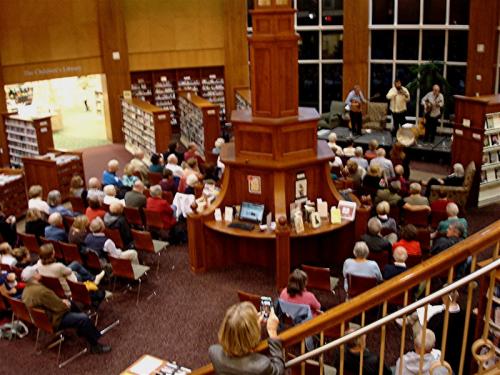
[
  {"left": 266, "top": 308, "right": 279, "bottom": 339},
  {"left": 438, "top": 178, "right": 444, "bottom": 184},
  {"left": 62, "top": 299, "right": 71, "bottom": 308},
  {"left": 6, "top": 215, "right": 16, "bottom": 224}
]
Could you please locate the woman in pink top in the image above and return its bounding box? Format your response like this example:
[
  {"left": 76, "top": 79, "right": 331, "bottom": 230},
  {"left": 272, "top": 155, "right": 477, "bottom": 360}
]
[{"left": 279, "top": 269, "right": 321, "bottom": 316}]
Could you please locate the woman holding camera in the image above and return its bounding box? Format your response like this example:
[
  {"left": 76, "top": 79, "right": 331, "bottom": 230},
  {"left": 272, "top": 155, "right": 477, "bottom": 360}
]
[{"left": 209, "top": 302, "right": 284, "bottom": 375}]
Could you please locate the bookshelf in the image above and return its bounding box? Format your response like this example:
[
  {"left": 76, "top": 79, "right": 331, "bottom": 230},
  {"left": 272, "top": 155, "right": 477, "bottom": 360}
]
[
  {"left": 178, "top": 92, "right": 220, "bottom": 163},
  {"left": 121, "top": 98, "right": 171, "bottom": 159},
  {"left": 201, "top": 74, "right": 226, "bottom": 123},
  {"left": 153, "top": 76, "right": 178, "bottom": 126},
  {"left": 22, "top": 150, "right": 84, "bottom": 202},
  {"left": 0, "top": 113, "right": 54, "bottom": 168},
  {"left": 479, "top": 112, "right": 500, "bottom": 205},
  {"left": 0, "top": 168, "right": 27, "bottom": 218}
]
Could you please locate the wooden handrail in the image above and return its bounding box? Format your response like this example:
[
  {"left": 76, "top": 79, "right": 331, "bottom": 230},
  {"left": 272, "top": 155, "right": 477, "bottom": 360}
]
[{"left": 192, "top": 220, "right": 500, "bottom": 375}]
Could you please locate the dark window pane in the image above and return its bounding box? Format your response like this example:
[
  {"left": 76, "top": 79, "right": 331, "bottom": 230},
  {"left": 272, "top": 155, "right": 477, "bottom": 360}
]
[
  {"left": 422, "top": 30, "right": 445, "bottom": 61},
  {"left": 397, "top": 0, "right": 420, "bottom": 24},
  {"left": 322, "top": 31, "right": 343, "bottom": 59},
  {"left": 322, "top": 64, "right": 343, "bottom": 111},
  {"left": 448, "top": 31, "right": 468, "bottom": 62},
  {"left": 372, "top": 0, "right": 394, "bottom": 24},
  {"left": 423, "top": 0, "right": 445, "bottom": 24},
  {"left": 397, "top": 30, "right": 419, "bottom": 60},
  {"left": 449, "top": 0, "right": 469, "bottom": 25},
  {"left": 446, "top": 65, "right": 466, "bottom": 116},
  {"left": 299, "top": 64, "right": 319, "bottom": 110},
  {"left": 247, "top": 0, "right": 254, "bottom": 27},
  {"left": 371, "top": 30, "right": 394, "bottom": 59},
  {"left": 297, "top": 0, "right": 319, "bottom": 26},
  {"left": 298, "top": 31, "right": 319, "bottom": 60},
  {"left": 396, "top": 64, "right": 418, "bottom": 116},
  {"left": 322, "top": 0, "right": 343, "bottom": 25},
  {"left": 370, "top": 63, "right": 393, "bottom": 101}
]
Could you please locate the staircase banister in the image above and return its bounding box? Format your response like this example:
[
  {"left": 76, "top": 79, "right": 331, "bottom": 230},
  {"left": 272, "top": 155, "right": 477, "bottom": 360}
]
[{"left": 191, "top": 220, "right": 500, "bottom": 374}]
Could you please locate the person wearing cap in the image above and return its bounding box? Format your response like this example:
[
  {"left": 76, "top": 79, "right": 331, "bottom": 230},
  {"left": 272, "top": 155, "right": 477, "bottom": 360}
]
[{"left": 21, "top": 266, "right": 111, "bottom": 354}]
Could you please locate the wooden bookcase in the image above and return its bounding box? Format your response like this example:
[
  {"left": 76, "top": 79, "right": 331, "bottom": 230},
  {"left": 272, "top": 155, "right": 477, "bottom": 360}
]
[
  {"left": 452, "top": 95, "right": 500, "bottom": 207},
  {"left": 130, "top": 66, "right": 226, "bottom": 127},
  {"left": 0, "top": 168, "right": 28, "bottom": 218},
  {"left": 178, "top": 91, "right": 220, "bottom": 164},
  {"left": 121, "top": 98, "right": 171, "bottom": 159},
  {"left": 22, "top": 150, "right": 85, "bottom": 202},
  {"left": 0, "top": 113, "right": 54, "bottom": 168}
]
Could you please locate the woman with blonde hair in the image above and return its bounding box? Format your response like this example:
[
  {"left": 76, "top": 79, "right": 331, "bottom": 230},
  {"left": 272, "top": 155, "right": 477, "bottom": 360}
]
[
  {"left": 121, "top": 163, "right": 139, "bottom": 188},
  {"left": 69, "top": 175, "right": 85, "bottom": 198},
  {"left": 24, "top": 208, "right": 48, "bottom": 238},
  {"left": 69, "top": 215, "right": 90, "bottom": 250},
  {"left": 209, "top": 302, "right": 284, "bottom": 375}
]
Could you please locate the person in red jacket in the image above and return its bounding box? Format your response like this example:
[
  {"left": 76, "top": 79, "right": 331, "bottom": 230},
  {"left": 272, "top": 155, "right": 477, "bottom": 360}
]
[{"left": 146, "top": 185, "right": 176, "bottom": 240}]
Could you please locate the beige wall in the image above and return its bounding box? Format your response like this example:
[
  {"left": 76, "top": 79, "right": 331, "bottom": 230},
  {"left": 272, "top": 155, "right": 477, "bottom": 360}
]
[
  {"left": 123, "top": 0, "right": 226, "bottom": 71},
  {"left": 0, "top": 0, "right": 103, "bottom": 84}
]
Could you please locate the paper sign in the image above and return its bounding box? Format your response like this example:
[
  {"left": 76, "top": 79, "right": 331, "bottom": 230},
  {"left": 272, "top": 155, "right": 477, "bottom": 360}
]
[
  {"left": 310, "top": 212, "right": 321, "bottom": 229},
  {"left": 338, "top": 201, "right": 357, "bottom": 221},
  {"left": 248, "top": 175, "right": 261, "bottom": 194},
  {"left": 123, "top": 90, "right": 132, "bottom": 100},
  {"left": 266, "top": 212, "right": 272, "bottom": 228},
  {"left": 294, "top": 213, "right": 304, "bottom": 234},
  {"left": 318, "top": 201, "right": 328, "bottom": 218},
  {"left": 214, "top": 208, "right": 222, "bottom": 222},
  {"left": 224, "top": 207, "right": 233, "bottom": 223},
  {"left": 330, "top": 207, "right": 341, "bottom": 224}
]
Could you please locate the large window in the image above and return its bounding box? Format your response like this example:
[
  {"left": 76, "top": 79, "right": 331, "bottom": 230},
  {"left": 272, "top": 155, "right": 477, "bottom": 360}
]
[
  {"left": 248, "top": 0, "right": 344, "bottom": 113},
  {"left": 369, "top": 0, "right": 469, "bottom": 123}
]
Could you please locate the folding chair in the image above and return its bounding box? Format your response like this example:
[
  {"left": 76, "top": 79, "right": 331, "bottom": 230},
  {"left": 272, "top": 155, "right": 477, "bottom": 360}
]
[
  {"left": 68, "top": 196, "right": 86, "bottom": 214},
  {"left": 59, "top": 242, "right": 83, "bottom": 264},
  {"left": 29, "top": 307, "right": 88, "bottom": 368},
  {"left": 7, "top": 297, "right": 32, "bottom": 327},
  {"left": 40, "top": 275, "right": 67, "bottom": 299},
  {"left": 237, "top": 290, "right": 261, "bottom": 311},
  {"left": 40, "top": 237, "right": 64, "bottom": 260},
  {"left": 84, "top": 250, "right": 103, "bottom": 272},
  {"left": 147, "top": 171, "right": 162, "bottom": 186},
  {"left": 301, "top": 264, "right": 336, "bottom": 293},
  {"left": 109, "top": 256, "right": 150, "bottom": 305},
  {"left": 104, "top": 228, "right": 124, "bottom": 249},
  {"left": 131, "top": 229, "right": 168, "bottom": 275},
  {"left": 347, "top": 274, "right": 378, "bottom": 299},
  {"left": 18, "top": 232, "right": 41, "bottom": 255},
  {"left": 123, "top": 206, "right": 144, "bottom": 229}
]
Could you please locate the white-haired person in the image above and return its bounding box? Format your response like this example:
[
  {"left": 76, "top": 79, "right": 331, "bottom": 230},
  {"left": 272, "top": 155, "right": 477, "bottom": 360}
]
[
  {"left": 383, "top": 246, "right": 408, "bottom": 280},
  {"left": 44, "top": 213, "right": 68, "bottom": 242},
  {"left": 103, "top": 185, "right": 125, "bottom": 206},
  {"left": 28, "top": 184, "right": 50, "bottom": 216},
  {"left": 395, "top": 329, "right": 447, "bottom": 375},
  {"left": 435, "top": 202, "right": 468, "bottom": 238},
  {"left": 209, "top": 302, "right": 284, "bottom": 375},
  {"left": 361, "top": 217, "right": 395, "bottom": 254},
  {"left": 146, "top": 185, "right": 176, "bottom": 240},
  {"left": 327, "top": 132, "right": 343, "bottom": 156},
  {"left": 349, "top": 146, "right": 369, "bottom": 170},
  {"left": 102, "top": 159, "right": 124, "bottom": 189},
  {"left": 86, "top": 177, "right": 105, "bottom": 203},
  {"left": 370, "top": 148, "right": 395, "bottom": 179},
  {"left": 342, "top": 241, "right": 382, "bottom": 292},
  {"left": 165, "top": 154, "right": 184, "bottom": 178},
  {"left": 129, "top": 149, "right": 149, "bottom": 184},
  {"left": 212, "top": 137, "right": 225, "bottom": 155},
  {"left": 47, "top": 189, "right": 77, "bottom": 217},
  {"left": 403, "top": 183, "right": 430, "bottom": 207},
  {"left": 422, "top": 163, "right": 465, "bottom": 197}
]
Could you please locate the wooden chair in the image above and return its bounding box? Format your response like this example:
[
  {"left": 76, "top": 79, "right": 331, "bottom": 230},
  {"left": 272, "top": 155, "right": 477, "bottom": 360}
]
[
  {"left": 104, "top": 227, "right": 124, "bottom": 249},
  {"left": 347, "top": 274, "right": 378, "bottom": 300},
  {"left": 40, "top": 237, "right": 64, "bottom": 260},
  {"left": 109, "top": 256, "right": 150, "bottom": 305},
  {"left": 301, "top": 264, "right": 335, "bottom": 293},
  {"left": 18, "top": 232, "right": 41, "bottom": 255},
  {"left": 148, "top": 171, "right": 163, "bottom": 186},
  {"left": 7, "top": 297, "right": 32, "bottom": 326},
  {"left": 402, "top": 207, "right": 430, "bottom": 227},
  {"left": 389, "top": 205, "right": 400, "bottom": 221},
  {"left": 131, "top": 229, "right": 169, "bottom": 275},
  {"left": 237, "top": 290, "right": 261, "bottom": 311},
  {"left": 40, "top": 275, "right": 67, "bottom": 299},
  {"left": 68, "top": 196, "right": 86, "bottom": 214},
  {"left": 84, "top": 250, "right": 102, "bottom": 272},
  {"left": 59, "top": 241, "right": 83, "bottom": 264},
  {"left": 123, "top": 206, "right": 144, "bottom": 229},
  {"left": 143, "top": 209, "right": 165, "bottom": 231},
  {"left": 368, "top": 251, "right": 390, "bottom": 273},
  {"left": 29, "top": 307, "right": 88, "bottom": 368},
  {"left": 416, "top": 228, "right": 431, "bottom": 255},
  {"left": 406, "top": 254, "right": 422, "bottom": 268}
]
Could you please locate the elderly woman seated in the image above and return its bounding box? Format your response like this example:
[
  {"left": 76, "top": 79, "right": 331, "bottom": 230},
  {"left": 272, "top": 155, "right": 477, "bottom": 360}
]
[
  {"left": 435, "top": 202, "right": 468, "bottom": 238},
  {"left": 403, "top": 183, "right": 430, "bottom": 208},
  {"left": 383, "top": 247, "right": 408, "bottom": 280},
  {"left": 279, "top": 269, "right": 321, "bottom": 316},
  {"left": 422, "top": 163, "right": 465, "bottom": 197},
  {"left": 103, "top": 185, "right": 125, "bottom": 206},
  {"left": 47, "top": 189, "right": 77, "bottom": 217},
  {"left": 374, "top": 201, "right": 398, "bottom": 234},
  {"left": 342, "top": 241, "right": 383, "bottom": 291}
]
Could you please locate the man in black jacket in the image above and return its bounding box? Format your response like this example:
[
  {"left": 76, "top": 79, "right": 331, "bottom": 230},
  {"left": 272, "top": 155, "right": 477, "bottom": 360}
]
[{"left": 430, "top": 222, "right": 464, "bottom": 255}]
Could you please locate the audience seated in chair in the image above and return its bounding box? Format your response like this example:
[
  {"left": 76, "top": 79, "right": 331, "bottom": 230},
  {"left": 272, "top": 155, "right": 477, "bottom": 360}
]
[
  {"left": 104, "top": 202, "right": 134, "bottom": 249},
  {"left": 68, "top": 215, "right": 90, "bottom": 251},
  {"left": 435, "top": 202, "right": 468, "bottom": 238},
  {"left": 374, "top": 181, "right": 403, "bottom": 207},
  {"left": 375, "top": 201, "right": 398, "bottom": 234},
  {"left": 383, "top": 247, "right": 408, "bottom": 280},
  {"left": 343, "top": 138, "right": 356, "bottom": 157},
  {"left": 342, "top": 241, "right": 382, "bottom": 291},
  {"left": 85, "top": 196, "right": 106, "bottom": 223},
  {"left": 404, "top": 183, "right": 430, "bottom": 207},
  {"left": 163, "top": 141, "right": 185, "bottom": 166},
  {"left": 159, "top": 168, "right": 177, "bottom": 195},
  {"left": 149, "top": 153, "right": 164, "bottom": 174},
  {"left": 430, "top": 189, "right": 454, "bottom": 213},
  {"left": 209, "top": 302, "right": 284, "bottom": 375},
  {"left": 423, "top": 163, "right": 465, "bottom": 197},
  {"left": 392, "top": 224, "right": 421, "bottom": 256},
  {"left": 349, "top": 146, "right": 369, "bottom": 170},
  {"left": 389, "top": 165, "right": 409, "bottom": 196},
  {"left": 364, "top": 139, "right": 378, "bottom": 161},
  {"left": 184, "top": 142, "right": 205, "bottom": 170},
  {"left": 146, "top": 185, "right": 177, "bottom": 240},
  {"left": 129, "top": 149, "right": 150, "bottom": 185},
  {"left": 12, "top": 247, "right": 33, "bottom": 269},
  {"left": 21, "top": 266, "right": 111, "bottom": 354},
  {"left": 0, "top": 270, "right": 22, "bottom": 299},
  {"left": 361, "top": 217, "right": 395, "bottom": 254},
  {"left": 370, "top": 148, "right": 395, "bottom": 179},
  {"left": 344, "top": 160, "right": 364, "bottom": 192},
  {"left": 102, "top": 159, "right": 124, "bottom": 190},
  {"left": 69, "top": 175, "right": 86, "bottom": 200},
  {"left": 279, "top": 269, "right": 321, "bottom": 317},
  {"left": 47, "top": 190, "right": 76, "bottom": 217},
  {"left": 362, "top": 164, "right": 384, "bottom": 198},
  {"left": 45, "top": 213, "right": 68, "bottom": 242},
  {"left": 164, "top": 154, "right": 184, "bottom": 178},
  {"left": 327, "top": 132, "right": 344, "bottom": 156},
  {"left": 28, "top": 184, "right": 50, "bottom": 216},
  {"left": 103, "top": 185, "right": 125, "bottom": 207},
  {"left": 430, "top": 222, "right": 464, "bottom": 256},
  {"left": 86, "top": 177, "right": 105, "bottom": 203},
  {"left": 24, "top": 208, "right": 48, "bottom": 239},
  {"left": 124, "top": 180, "right": 147, "bottom": 209},
  {"left": 121, "top": 163, "right": 139, "bottom": 189}
]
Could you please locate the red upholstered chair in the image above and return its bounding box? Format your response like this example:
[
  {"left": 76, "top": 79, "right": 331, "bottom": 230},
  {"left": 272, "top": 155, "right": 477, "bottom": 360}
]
[
  {"left": 301, "top": 264, "right": 335, "bottom": 293},
  {"left": 406, "top": 254, "right": 422, "bottom": 268},
  {"left": 162, "top": 191, "right": 174, "bottom": 204},
  {"left": 109, "top": 256, "right": 150, "bottom": 305},
  {"left": 104, "top": 227, "right": 124, "bottom": 249},
  {"left": 40, "top": 275, "right": 66, "bottom": 299},
  {"left": 0, "top": 264, "right": 22, "bottom": 279},
  {"left": 40, "top": 237, "right": 64, "bottom": 260},
  {"left": 402, "top": 207, "right": 430, "bottom": 227},
  {"left": 237, "top": 290, "right": 261, "bottom": 311},
  {"left": 430, "top": 210, "right": 448, "bottom": 229},
  {"left": 68, "top": 196, "right": 86, "bottom": 214},
  {"left": 123, "top": 206, "right": 144, "bottom": 229},
  {"left": 84, "top": 250, "right": 103, "bottom": 272},
  {"left": 62, "top": 216, "right": 76, "bottom": 232},
  {"left": 59, "top": 241, "right": 83, "bottom": 264},
  {"left": 368, "top": 251, "right": 390, "bottom": 273},
  {"left": 347, "top": 274, "right": 378, "bottom": 300},
  {"left": 148, "top": 172, "right": 162, "bottom": 186},
  {"left": 18, "top": 232, "right": 41, "bottom": 255},
  {"left": 143, "top": 209, "right": 166, "bottom": 231},
  {"left": 7, "top": 297, "right": 32, "bottom": 326}
]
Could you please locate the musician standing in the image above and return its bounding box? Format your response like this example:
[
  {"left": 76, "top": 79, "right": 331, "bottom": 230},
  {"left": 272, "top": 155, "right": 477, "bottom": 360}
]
[
  {"left": 345, "top": 85, "right": 367, "bottom": 136},
  {"left": 420, "top": 84, "right": 444, "bottom": 143},
  {"left": 386, "top": 79, "right": 410, "bottom": 138}
]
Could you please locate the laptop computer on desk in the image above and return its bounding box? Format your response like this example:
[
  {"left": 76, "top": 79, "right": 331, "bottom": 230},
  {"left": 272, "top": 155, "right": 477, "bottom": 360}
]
[{"left": 228, "top": 202, "right": 265, "bottom": 231}]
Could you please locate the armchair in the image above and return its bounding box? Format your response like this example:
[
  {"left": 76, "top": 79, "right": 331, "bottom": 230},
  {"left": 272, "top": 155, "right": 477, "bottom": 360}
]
[
  {"left": 319, "top": 100, "right": 349, "bottom": 129},
  {"left": 429, "top": 161, "right": 476, "bottom": 209},
  {"left": 363, "top": 102, "right": 388, "bottom": 131}
]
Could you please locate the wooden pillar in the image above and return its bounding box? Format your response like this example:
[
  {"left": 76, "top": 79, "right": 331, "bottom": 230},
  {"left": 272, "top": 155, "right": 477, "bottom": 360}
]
[
  {"left": 97, "top": 0, "right": 131, "bottom": 143},
  {"left": 465, "top": 0, "right": 499, "bottom": 96},
  {"left": 0, "top": 51, "right": 6, "bottom": 114},
  {"left": 275, "top": 216, "right": 291, "bottom": 290},
  {"left": 187, "top": 213, "right": 207, "bottom": 273},
  {"left": 343, "top": 0, "right": 369, "bottom": 99},
  {"left": 223, "top": 0, "right": 250, "bottom": 116}
]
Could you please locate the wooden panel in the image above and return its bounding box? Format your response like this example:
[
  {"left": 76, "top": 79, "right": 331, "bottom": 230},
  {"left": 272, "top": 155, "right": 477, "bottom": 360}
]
[
  {"left": 252, "top": 47, "right": 273, "bottom": 116},
  {"left": 465, "top": 0, "right": 500, "bottom": 96},
  {"left": 343, "top": 0, "right": 369, "bottom": 98},
  {"left": 0, "top": 168, "right": 27, "bottom": 218}
]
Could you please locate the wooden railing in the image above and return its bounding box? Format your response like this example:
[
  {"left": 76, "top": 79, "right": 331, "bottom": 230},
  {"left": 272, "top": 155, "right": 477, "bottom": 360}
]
[{"left": 192, "top": 220, "right": 500, "bottom": 374}]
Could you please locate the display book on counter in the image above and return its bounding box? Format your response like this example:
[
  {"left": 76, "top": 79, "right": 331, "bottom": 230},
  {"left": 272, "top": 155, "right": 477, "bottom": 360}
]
[
  {"left": 210, "top": 197, "right": 356, "bottom": 234},
  {"left": 121, "top": 354, "right": 191, "bottom": 375},
  {"left": 480, "top": 112, "right": 500, "bottom": 185}
]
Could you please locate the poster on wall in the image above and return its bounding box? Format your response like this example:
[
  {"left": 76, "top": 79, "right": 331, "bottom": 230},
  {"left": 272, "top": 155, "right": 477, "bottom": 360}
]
[{"left": 247, "top": 175, "right": 262, "bottom": 194}]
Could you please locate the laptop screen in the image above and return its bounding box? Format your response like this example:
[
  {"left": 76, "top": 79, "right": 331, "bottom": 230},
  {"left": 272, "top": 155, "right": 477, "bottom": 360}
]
[{"left": 239, "top": 202, "right": 265, "bottom": 223}]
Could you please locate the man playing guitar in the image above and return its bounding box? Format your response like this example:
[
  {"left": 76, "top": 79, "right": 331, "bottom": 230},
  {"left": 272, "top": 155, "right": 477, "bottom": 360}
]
[{"left": 420, "top": 84, "right": 444, "bottom": 144}]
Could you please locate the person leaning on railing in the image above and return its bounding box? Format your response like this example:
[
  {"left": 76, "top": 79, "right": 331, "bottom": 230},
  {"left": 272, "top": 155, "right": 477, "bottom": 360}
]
[{"left": 209, "top": 302, "right": 284, "bottom": 375}]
